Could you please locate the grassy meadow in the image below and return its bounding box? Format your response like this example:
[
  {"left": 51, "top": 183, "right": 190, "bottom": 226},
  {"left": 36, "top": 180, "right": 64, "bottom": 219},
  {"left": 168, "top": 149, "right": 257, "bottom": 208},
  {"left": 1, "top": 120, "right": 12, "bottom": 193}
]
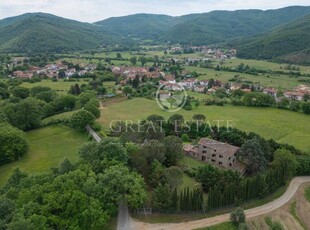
[
  {"left": 0, "top": 125, "right": 89, "bottom": 187},
  {"left": 98, "top": 98, "right": 310, "bottom": 151}
]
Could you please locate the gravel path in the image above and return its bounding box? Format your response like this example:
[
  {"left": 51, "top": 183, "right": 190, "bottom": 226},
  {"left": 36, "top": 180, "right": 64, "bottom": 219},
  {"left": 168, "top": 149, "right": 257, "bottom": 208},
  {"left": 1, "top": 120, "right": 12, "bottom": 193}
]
[{"left": 131, "top": 177, "right": 310, "bottom": 230}]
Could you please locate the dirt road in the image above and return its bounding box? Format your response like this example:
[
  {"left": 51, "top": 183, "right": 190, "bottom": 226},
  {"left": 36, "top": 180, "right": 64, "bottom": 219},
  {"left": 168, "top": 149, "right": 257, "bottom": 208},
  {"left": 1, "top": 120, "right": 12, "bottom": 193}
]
[{"left": 131, "top": 177, "right": 310, "bottom": 230}]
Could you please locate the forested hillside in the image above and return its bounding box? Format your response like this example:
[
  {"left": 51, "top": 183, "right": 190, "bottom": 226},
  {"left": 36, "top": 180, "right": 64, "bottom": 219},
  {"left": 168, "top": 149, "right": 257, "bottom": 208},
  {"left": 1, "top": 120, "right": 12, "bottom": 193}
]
[
  {"left": 0, "top": 13, "right": 111, "bottom": 53},
  {"left": 97, "top": 6, "right": 310, "bottom": 44},
  {"left": 235, "top": 14, "right": 310, "bottom": 64}
]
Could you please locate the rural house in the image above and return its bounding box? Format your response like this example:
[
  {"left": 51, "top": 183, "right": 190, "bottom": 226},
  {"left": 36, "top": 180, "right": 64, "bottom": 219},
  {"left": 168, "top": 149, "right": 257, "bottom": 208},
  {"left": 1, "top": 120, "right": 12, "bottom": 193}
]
[{"left": 184, "top": 138, "right": 240, "bottom": 169}]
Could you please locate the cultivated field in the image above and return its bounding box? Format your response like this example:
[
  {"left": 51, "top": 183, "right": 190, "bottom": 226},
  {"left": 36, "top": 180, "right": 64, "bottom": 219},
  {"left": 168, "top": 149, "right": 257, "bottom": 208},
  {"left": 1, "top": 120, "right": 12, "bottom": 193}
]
[
  {"left": 98, "top": 98, "right": 310, "bottom": 151},
  {"left": 0, "top": 125, "right": 89, "bottom": 187}
]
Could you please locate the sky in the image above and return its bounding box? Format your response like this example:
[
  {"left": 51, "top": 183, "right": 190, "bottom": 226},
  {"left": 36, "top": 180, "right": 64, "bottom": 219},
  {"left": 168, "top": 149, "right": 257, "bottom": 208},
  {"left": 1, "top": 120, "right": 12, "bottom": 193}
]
[{"left": 0, "top": 0, "right": 309, "bottom": 22}]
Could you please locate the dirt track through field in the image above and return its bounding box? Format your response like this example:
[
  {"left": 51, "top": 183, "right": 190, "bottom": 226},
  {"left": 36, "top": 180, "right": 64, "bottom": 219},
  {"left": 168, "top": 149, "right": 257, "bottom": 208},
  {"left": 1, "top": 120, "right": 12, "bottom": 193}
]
[{"left": 130, "top": 177, "right": 310, "bottom": 230}]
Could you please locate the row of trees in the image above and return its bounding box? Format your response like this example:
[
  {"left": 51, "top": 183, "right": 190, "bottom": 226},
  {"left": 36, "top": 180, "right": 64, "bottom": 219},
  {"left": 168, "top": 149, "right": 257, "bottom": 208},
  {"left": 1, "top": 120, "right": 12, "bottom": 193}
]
[
  {"left": 153, "top": 185, "right": 204, "bottom": 213},
  {"left": 216, "top": 88, "right": 310, "bottom": 115},
  {"left": 202, "top": 148, "right": 298, "bottom": 209}
]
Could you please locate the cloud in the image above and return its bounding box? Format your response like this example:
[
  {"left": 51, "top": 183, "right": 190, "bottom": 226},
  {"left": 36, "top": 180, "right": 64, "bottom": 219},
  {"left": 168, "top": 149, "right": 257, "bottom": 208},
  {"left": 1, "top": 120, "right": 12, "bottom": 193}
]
[{"left": 0, "top": 0, "right": 309, "bottom": 22}]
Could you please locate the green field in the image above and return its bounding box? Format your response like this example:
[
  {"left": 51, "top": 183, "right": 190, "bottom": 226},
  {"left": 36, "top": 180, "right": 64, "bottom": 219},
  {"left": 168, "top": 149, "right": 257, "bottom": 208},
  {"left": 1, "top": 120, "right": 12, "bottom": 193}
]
[
  {"left": 98, "top": 98, "right": 310, "bottom": 151},
  {"left": 20, "top": 79, "right": 91, "bottom": 92},
  {"left": 214, "top": 58, "right": 310, "bottom": 74},
  {"left": 0, "top": 125, "right": 89, "bottom": 187}
]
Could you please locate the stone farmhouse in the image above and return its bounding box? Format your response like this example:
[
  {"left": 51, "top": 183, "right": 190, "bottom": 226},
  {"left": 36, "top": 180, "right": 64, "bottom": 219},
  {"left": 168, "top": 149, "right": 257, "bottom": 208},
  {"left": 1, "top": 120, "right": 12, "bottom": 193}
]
[{"left": 184, "top": 138, "right": 243, "bottom": 171}]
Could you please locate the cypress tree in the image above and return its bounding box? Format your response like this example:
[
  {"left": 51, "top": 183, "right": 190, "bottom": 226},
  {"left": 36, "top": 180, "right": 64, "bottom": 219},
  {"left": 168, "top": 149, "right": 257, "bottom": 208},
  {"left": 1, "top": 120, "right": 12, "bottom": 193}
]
[
  {"left": 171, "top": 188, "right": 178, "bottom": 211},
  {"left": 180, "top": 190, "right": 184, "bottom": 211}
]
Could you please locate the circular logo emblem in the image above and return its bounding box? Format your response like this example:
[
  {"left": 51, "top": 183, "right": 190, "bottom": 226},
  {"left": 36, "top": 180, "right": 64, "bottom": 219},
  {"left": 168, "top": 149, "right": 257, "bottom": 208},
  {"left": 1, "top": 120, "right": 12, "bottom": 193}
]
[{"left": 156, "top": 83, "right": 188, "bottom": 112}]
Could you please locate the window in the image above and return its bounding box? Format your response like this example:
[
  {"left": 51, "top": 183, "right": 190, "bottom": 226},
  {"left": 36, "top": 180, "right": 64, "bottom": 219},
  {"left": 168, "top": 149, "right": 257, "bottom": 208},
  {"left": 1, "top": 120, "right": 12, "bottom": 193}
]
[
  {"left": 228, "top": 157, "right": 231, "bottom": 160},
  {"left": 202, "top": 156, "right": 206, "bottom": 161},
  {"left": 212, "top": 154, "right": 216, "bottom": 157},
  {"left": 202, "top": 150, "right": 207, "bottom": 154},
  {"left": 219, "top": 162, "right": 223, "bottom": 165},
  {"left": 211, "top": 159, "right": 216, "bottom": 162},
  {"left": 219, "top": 155, "right": 223, "bottom": 158},
  {"left": 229, "top": 163, "right": 232, "bottom": 167}
]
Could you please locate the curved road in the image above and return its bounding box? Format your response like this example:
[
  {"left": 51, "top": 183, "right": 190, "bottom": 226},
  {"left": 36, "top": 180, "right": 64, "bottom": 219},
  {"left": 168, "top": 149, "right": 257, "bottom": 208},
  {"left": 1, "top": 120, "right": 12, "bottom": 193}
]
[{"left": 131, "top": 176, "right": 310, "bottom": 230}]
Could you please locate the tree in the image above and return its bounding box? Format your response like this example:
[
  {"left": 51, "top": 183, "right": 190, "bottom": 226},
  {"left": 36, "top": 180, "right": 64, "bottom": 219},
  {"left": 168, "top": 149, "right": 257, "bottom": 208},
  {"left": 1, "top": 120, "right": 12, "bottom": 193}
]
[
  {"left": 79, "top": 138, "right": 128, "bottom": 172},
  {"left": 0, "top": 87, "right": 10, "bottom": 99},
  {"left": 289, "top": 100, "right": 301, "bottom": 111},
  {"left": 164, "top": 166, "right": 183, "bottom": 189},
  {"left": 78, "top": 92, "right": 97, "bottom": 106},
  {"left": 301, "top": 102, "right": 310, "bottom": 114},
  {"left": 0, "top": 123, "right": 28, "bottom": 165},
  {"left": 97, "top": 86, "right": 107, "bottom": 95},
  {"left": 153, "top": 183, "right": 173, "bottom": 210},
  {"left": 142, "top": 140, "right": 166, "bottom": 164},
  {"left": 59, "top": 158, "right": 75, "bottom": 174},
  {"left": 4, "top": 97, "right": 42, "bottom": 130},
  {"left": 116, "top": 53, "right": 122, "bottom": 59},
  {"left": 192, "top": 114, "right": 206, "bottom": 121},
  {"left": 123, "top": 86, "right": 133, "bottom": 96},
  {"left": 277, "top": 98, "right": 290, "bottom": 109},
  {"left": 272, "top": 149, "right": 297, "bottom": 179},
  {"left": 146, "top": 114, "right": 165, "bottom": 126},
  {"left": 181, "top": 133, "right": 190, "bottom": 142},
  {"left": 84, "top": 99, "right": 101, "bottom": 118},
  {"left": 230, "top": 207, "right": 246, "bottom": 226},
  {"left": 163, "top": 136, "right": 183, "bottom": 166},
  {"left": 139, "top": 56, "right": 148, "bottom": 66},
  {"left": 168, "top": 114, "right": 184, "bottom": 136},
  {"left": 70, "top": 110, "right": 95, "bottom": 131},
  {"left": 52, "top": 95, "right": 76, "bottom": 112},
  {"left": 68, "top": 84, "right": 81, "bottom": 95},
  {"left": 239, "top": 138, "right": 267, "bottom": 174},
  {"left": 30, "top": 86, "right": 52, "bottom": 97},
  {"left": 130, "top": 57, "right": 137, "bottom": 65},
  {"left": 36, "top": 90, "right": 57, "bottom": 103},
  {"left": 215, "top": 88, "right": 227, "bottom": 98},
  {"left": 12, "top": 86, "right": 30, "bottom": 99},
  {"left": 98, "top": 165, "right": 147, "bottom": 209}
]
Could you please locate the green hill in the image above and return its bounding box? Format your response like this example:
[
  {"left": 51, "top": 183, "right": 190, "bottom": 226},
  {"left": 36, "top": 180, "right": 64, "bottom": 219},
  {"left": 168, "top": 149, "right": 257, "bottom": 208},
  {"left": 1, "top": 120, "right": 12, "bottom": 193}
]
[
  {"left": 95, "top": 14, "right": 176, "bottom": 39},
  {"left": 235, "top": 14, "right": 310, "bottom": 65},
  {"left": 0, "top": 13, "right": 112, "bottom": 53},
  {"left": 96, "top": 6, "right": 310, "bottom": 44}
]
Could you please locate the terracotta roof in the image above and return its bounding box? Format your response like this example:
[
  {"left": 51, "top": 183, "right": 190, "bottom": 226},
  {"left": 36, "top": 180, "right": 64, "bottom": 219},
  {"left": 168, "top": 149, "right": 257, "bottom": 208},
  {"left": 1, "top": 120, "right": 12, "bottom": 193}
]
[
  {"left": 183, "top": 144, "right": 198, "bottom": 154},
  {"left": 198, "top": 138, "right": 239, "bottom": 156},
  {"left": 284, "top": 91, "right": 304, "bottom": 96}
]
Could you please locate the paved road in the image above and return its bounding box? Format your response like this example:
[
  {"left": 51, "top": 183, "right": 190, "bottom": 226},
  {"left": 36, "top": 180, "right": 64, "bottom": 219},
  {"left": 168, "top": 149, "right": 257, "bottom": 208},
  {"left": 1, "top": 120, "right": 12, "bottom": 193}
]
[
  {"left": 117, "top": 202, "right": 135, "bottom": 230},
  {"left": 85, "top": 125, "right": 102, "bottom": 142},
  {"left": 132, "top": 177, "right": 310, "bottom": 230}
]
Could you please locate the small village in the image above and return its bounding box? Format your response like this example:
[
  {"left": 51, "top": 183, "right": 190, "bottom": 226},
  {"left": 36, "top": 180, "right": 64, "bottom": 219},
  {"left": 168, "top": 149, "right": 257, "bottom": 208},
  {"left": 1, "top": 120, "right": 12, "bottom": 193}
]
[{"left": 9, "top": 58, "right": 310, "bottom": 101}]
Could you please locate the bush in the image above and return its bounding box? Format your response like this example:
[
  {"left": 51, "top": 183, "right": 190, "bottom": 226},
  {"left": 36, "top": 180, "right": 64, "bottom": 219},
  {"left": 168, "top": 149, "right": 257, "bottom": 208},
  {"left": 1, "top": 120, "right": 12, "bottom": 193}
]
[{"left": 230, "top": 207, "right": 246, "bottom": 226}]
